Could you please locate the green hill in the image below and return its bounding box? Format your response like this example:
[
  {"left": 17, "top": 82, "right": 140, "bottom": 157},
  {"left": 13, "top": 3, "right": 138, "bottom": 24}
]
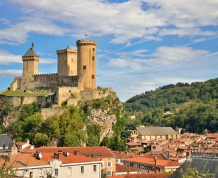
[{"left": 124, "top": 78, "right": 218, "bottom": 134}]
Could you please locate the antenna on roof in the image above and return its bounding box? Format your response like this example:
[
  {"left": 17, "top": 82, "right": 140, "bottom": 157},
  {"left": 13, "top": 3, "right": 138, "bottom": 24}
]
[{"left": 32, "top": 42, "right": 34, "bottom": 50}]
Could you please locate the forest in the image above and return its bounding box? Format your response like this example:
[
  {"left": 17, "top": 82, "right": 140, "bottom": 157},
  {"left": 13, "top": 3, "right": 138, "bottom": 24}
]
[{"left": 124, "top": 77, "right": 218, "bottom": 134}]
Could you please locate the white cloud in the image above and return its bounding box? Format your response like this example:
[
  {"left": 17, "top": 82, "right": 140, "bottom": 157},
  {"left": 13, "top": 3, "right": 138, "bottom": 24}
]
[
  {"left": 40, "top": 58, "right": 57, "bottom": 64},
  {"left": 0, "top": 69, "right": 22, "bottom": 77},
  {"left": 0, "top": 50, "right": 21, "bottom": 64},
  {"left": 0, "top": 50, "right": 56, "bottom": 65},
  {"left": 0, "top": 17, "right": 70, "bottom": 45},
  {"left": 1, "top": 0, "right": 216, "bottom": 45},
  {"left": 148, "top": 46, "right": 209, "bottom": 65},
  {"left": 159, "top": 28, "right": 217, "bottom": 37}
]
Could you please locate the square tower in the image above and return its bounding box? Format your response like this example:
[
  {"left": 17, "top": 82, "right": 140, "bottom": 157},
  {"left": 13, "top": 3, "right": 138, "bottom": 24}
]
[
  {"left": 57, "top": 46, "right": 77, "bottom": 77},
  {"left": 22, "top": 43, "right": 40, "bottom": 77}
]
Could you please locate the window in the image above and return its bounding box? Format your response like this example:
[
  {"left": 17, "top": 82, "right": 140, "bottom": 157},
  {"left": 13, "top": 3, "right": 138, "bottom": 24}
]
[
  {"left": 67, "top": 167, "right": 72, "bottom": 176},
  {"left": 80, "top": 166, "right": 84, "bottom": 174},
  {"left": 107, "top": 162, "right": 112, "bottom": 167},
  {"left": 92, "top": 75, "right": 95, "bottom": 79},
  {"left": 55, "top": 169, "right": 58, "bottom": 176},
  {"left": 83, "top": 65, "right": 86, "bottom": 70},
  {"left": 107, "top": 171, "right": 112, "bottom": 176},
  {"left": 92, "top": 56, "right": 95, "bottom": 60},
  {"left": 93, "top": 165, "right": 97, "bottom": 173},
  {"left": 93, "top": 48, "right": 95, "bottom": 51}
]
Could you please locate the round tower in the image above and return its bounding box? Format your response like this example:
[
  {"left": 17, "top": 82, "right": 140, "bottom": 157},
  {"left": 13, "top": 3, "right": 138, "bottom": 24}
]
[
  {"left": 22, "top": 43, "right": 40, "bottom": 76},
  {"left": 76, "top": 40, "right": 97, "bottom": 90}
]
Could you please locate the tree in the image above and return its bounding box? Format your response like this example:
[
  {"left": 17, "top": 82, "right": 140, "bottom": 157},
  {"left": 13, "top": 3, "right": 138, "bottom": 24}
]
[
  {"left": 181, "top": 167, "right": 214, "bottom": 178},
  {"left": 33, "top": 133, "right": 49, "bottom": 147}
]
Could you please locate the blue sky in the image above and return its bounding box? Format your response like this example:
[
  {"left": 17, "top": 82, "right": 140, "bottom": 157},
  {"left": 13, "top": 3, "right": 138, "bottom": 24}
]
[{"left": 0, "top": 0, "right": 218, "bottom": 102}]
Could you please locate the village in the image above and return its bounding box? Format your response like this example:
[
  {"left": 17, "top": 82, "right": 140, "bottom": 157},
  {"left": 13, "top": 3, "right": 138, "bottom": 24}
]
[{"left": 1, "top": 125, "right": 218, "bottom": 178}]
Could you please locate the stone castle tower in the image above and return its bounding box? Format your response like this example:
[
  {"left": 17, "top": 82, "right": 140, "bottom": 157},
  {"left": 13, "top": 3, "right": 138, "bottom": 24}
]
[
  {"left": 22, "top": 43, "right": 40, "bottom": 77},
  {"left": 77, "top": 40, "right": 97, "bottom": 90},
  {"left": 56, "top": 46, "right": 77, "bottom": 77}
]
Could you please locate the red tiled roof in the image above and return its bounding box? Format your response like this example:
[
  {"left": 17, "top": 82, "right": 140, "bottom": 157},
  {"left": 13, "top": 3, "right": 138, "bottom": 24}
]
[
  {"left": 35, "top": 146, "right": 115, "bottom": 158},
  {"left": 10, "top": 153, "right": 48, "bottom": 168},
  {"left": 109, "top": 173, "right": 168, "bottom": 178},
  {"left": 116, "top": 164, "right": 141, "bottom": 172},
  {"left": 126, "top": 142, "right": 142, "bottom": 146},
  {"left": 16, "top": 142, "right": 27, "bottom": 146},
  {"left": 8, "top": 152, "right": 100, "bottom": 168},
  {"left": 125, "top": 157, "right": 182, "bottom": 167},
  {"left": 41, "top": 152, "right": 99, "bottom": 164},
  {"left": 112, "top": 151, "right": 138, "bottom": 159}
]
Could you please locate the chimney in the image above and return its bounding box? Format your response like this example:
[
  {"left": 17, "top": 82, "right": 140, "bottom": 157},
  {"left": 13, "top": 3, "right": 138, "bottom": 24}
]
[
  {"left": 154, "top": 157, "right": 157, "bottom": 173},
  {"left": 34, "top": 152, "right": 42, "bottom": 160},
  {"left": 74, "top": 151, "right": 79, "bottom": 156},
  {"left": 112, "top": 171, "right": 116, "bottom": 176},
  {"left": 63, "top": 151, "right": 69, "bottom": 157},
  {"left": 54, "top": 152, "right": 60, "bottom": 159}
]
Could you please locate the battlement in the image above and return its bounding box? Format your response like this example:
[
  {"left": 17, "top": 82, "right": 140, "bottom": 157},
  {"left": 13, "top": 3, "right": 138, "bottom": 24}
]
[
  {"left": 34, "top": 73, "right": 57, "bottom": 77},
  {"left": 56, "top": 47, "right": 77, "bottom": 54},
  {"left": 76, "top": 39, "right": 97, "bottom": 46}
]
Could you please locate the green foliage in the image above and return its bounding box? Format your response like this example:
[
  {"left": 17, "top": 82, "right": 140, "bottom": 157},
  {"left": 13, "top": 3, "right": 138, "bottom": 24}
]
[
  {"left": 181, "top": 167, "right": 214, "bottom": 178},
  {"left": 101, "top": 136, "right": 127, "bottom": 151},
  {"left": 33, "top": 133, "right": 49, "bottom": 147},
  {"left": 19, "top": 102, "right": 41, "bottom": 121},
  {"left": 125, "top": 78, "right": 218, "bottom": 133},
  {"left": 125, "top": 78, "right": 218, "bottom": 112},
  {"left": 87, "top": 124, "right": 101, "bottom": 146}
]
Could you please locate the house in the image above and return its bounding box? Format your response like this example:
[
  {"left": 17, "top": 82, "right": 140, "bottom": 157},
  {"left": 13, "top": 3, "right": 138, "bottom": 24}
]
[
  {"left": 123, "top": 155, "right": 182, "bottom": 173},
  {"left": 135, "top": 126, "right": 180, "bottom": 141},
  {"left": 34, "top": 146, "right": 116, "bottom": 177},
  {"left": 0, "top": 151, "right": 102, "bottom": 178},
  {"left": 0, "top": 134, "right": 17, "bottom": 155},
  {"left": 111, "top": 151, "right": 138, "bottom": 165}
]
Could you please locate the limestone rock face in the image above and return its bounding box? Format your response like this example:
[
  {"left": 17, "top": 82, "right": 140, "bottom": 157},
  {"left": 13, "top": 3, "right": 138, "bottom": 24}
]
[{"left": 88, "top": 108, "right": 117, "bottom": 143}]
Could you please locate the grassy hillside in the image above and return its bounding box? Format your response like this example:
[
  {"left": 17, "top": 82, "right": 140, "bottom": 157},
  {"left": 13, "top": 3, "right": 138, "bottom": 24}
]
[{"left": 124, "top": 78, "right": 218, "bottom": 133}]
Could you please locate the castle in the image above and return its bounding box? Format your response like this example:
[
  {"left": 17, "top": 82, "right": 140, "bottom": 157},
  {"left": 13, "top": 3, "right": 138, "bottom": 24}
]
[{"left": 1, "top": 39, "right": 113, "bottom": 106}]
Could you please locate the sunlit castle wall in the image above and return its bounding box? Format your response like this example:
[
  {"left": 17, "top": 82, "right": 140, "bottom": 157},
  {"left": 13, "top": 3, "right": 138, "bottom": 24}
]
[{"left": 76, "top": 40, "right": 97, "bottom": 90}]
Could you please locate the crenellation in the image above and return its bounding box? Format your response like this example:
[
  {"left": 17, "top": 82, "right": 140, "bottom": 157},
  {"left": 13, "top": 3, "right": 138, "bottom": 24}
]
[{"left": 34, "top": 73, "right": 57, "bottom": 77}]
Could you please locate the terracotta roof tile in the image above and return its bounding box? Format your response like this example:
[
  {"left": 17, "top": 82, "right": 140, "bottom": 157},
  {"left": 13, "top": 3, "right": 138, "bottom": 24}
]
[
  {"left": 109, "top": 173, "right": 168, "bottom": 178},
  {"left": 35, "top": 146, "right": 115, "bottom": 158},
  {"left": 116, "top": 164, "right": 141, "bottom": 172},
  {"left": 125, "top": 157, "right": 182, "bottom": 167}
]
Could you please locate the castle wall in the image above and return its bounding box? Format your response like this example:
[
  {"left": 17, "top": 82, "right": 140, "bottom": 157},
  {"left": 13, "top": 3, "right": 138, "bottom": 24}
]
[
  {"left": 80, "top": 88, "right": 115, "bottom": 101},
  {"left": 57, "top": 86, "right": 81, "bottom": 106},
  {"left": 0, "top": 95, "right": 52, "bottom": 107},
  {"left": 41, "top": 108, "right": 65, "bottom": 120},
  {"left": 10, "top": 77, "right": 21, "bottom": 91}
]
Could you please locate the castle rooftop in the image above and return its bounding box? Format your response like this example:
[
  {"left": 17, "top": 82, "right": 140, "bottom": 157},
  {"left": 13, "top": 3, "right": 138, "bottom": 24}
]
[{"left": 23, "top": 42, "right": 39, "bottom": 57}]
